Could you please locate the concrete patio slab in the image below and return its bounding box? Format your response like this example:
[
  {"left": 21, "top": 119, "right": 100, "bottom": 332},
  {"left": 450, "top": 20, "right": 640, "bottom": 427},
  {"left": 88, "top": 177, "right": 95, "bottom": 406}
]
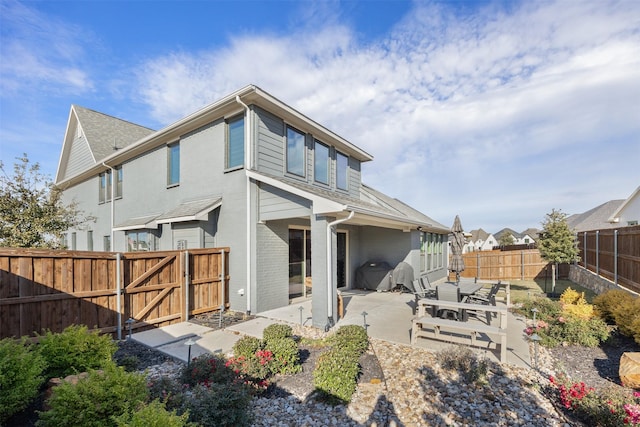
[{"left": 132, "top": 289, "right": 533, "bottom": 368}]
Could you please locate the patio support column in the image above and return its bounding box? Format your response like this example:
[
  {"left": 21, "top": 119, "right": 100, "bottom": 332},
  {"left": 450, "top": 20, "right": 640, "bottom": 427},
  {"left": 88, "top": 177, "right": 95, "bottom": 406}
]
[{"left": 311, "top": 214, "right": 334, "bottom": 329}]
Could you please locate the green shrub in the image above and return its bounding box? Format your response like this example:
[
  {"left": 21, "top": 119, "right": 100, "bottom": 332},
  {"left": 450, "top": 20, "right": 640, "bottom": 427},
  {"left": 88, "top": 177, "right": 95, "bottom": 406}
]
[
  {"left": 38, "top": 324, "right": 117, "bottom": 379},
  {"left": 313, "top": 348, "right": 360, "bottom": 404},
  {"left": 232, "top": 336, "right": 263, "bottom": 359},
  {"left": 183, "top": 382, "right": 253, "bottom": 427},
  {"left": 114, "top": 400, "right": 193, "bottom": 427},
  {"left": 333, "top": 325, "right": 369, "bottom": 355},
  {"left": 180, "top": 354, "right": 238, "bottom": 387},
  {"left": 262, "top": 323, "right": 293, "bottom": 343},
  {"left": 513, "top": 297, "right": 563, "bottom": 322},
  {"left": 0, "top": 337, "right": 47, "bottom": 423},
  {"left": 592, "top": 290, "right": 640, "bottom": 341},
  {"left": 36, "top": 362, "right": 148, "bottom": 427},
  {"left": 593, "top": 289, "right": 632, "bottom": 323},
  {"left": 147, "top": 376, "right": 187, "bottom": 412},
  {"left": 265, "top": 337, "right": 302, "bottom": 375},
  {"left": 533, "top": 316, "right": 610, "bottom": 348}
]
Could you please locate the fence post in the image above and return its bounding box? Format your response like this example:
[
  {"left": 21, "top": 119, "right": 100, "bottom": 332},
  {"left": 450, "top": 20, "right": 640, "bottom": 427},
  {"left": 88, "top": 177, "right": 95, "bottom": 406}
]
[
  {"left": 614, "top": 229, "right": 618, "bottom": 285},
  {"left": 583, "top": 232, "right": 587, "bottom": 267},
  {"left": 184, "top": 250, "right": 190, "bottom": 321},
  {"left": 220, "top": 249, "right": 226, "bottom": 314},
  {"left": 596, "top": 230, "right": 600, "bottom": 276},
  {"left": 521, "top": 250, "right": 525, "bottom": 280},
  {"left": 116, "top": 252, "right": 122, "bottom": 341},
  {"left": 477, "top": 252, "right": 480, "bottom": 280}
]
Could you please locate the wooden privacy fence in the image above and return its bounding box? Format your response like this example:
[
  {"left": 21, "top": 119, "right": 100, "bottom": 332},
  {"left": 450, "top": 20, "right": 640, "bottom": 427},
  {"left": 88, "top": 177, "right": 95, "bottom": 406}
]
[
  {"left": 451, "top": 249, "right": 568, "bottom": 281},
  {"left": 578, "top": 225, "right": 640, "bottom": 293},
  {"left": 0, "top": 247, "right": 229, "bottom": 340}
]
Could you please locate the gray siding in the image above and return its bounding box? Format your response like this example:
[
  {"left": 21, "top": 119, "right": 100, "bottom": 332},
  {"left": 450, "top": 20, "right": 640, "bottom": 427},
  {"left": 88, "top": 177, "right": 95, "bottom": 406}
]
[
  {"left": 64, "top": 136, "right": 94, "bottom": 180},
  {"left": 255, "top": 108, "right": 284, "bottom": 176},
  {"left": 259, "top": 183, "right": 311, "bottom": 221},
  {"left": 172, "top": 223, "right": 202, "bottom": 249},
  {"left": 255, "top": 220, "right": 289, "bottom": 312},
  {"left": 254, "top": 106, "right": 363, "bottom": 201},
  {"left": 348, "top": 157, "right": 361, "bottom": 199}
]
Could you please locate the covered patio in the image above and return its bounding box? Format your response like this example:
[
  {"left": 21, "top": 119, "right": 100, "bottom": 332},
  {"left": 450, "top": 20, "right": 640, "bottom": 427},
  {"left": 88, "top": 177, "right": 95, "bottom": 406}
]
[{"left": 257, "top": 287, "right": 532, "bottom": 369}]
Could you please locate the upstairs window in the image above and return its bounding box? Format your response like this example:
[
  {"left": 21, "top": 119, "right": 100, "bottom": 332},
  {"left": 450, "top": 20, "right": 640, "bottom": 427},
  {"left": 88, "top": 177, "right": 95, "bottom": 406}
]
[
  {"left": 226, "top": 115, "right": 244, "bottom": 169},
  {"left": 314, "top": 140, "right": 330, "bottom": 185},
  {"left": 168, "top": 142, "right": 180, "bottom": 186},
  {"left": 336, "top": 151, "right": 348, "bottom": 190},
  {"left": 98, "top": 166, "right": 122, "bottom": 203},
  {"left": 286, "top": 126, "right": 305, "bottom": 177}
]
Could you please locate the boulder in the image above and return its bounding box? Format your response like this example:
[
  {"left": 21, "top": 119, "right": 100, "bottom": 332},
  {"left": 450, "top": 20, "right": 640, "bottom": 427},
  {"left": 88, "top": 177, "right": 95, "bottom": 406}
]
[{"left": 620, "top": 352, "right": 640, "bottom": 388}]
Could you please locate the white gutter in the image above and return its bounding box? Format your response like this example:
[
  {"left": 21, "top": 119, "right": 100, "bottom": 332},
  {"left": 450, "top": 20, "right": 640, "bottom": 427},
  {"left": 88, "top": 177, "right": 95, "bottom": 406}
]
[
  {"left": 236, "top": 95, "right": 252, "bottom": 313},
  {"left": 102, "top": 163, "right": 116, "bottom": 248},
  {"left": 326, "top": 211, "right": 354, "bottom": 330}
]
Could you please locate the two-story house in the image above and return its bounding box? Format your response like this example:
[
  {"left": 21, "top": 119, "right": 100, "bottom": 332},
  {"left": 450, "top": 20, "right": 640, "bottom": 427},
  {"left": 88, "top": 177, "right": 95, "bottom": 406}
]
[
  {"left": 463, "top": 229, "right": 497, "bottom": 252},
  {"left": 55, "top": 85, "right": 449, "bottom": 329}
]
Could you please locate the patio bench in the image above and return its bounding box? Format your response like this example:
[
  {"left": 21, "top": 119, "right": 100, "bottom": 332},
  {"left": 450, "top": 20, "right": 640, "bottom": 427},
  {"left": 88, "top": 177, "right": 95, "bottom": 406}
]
[{"left": 412, "top": 300, "right": 508, "bottom": 363}]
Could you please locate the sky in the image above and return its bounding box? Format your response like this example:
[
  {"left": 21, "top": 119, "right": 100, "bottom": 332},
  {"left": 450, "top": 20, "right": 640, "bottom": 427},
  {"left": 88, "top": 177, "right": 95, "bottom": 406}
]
[{"left": 1, "top": 0, "right": 639, "bottom": 234}]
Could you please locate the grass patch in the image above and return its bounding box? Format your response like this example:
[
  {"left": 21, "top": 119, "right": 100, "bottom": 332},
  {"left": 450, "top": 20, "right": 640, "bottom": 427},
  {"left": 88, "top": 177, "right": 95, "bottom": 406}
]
[{"left": 509, "top": 279, "right": 597, "bottom": 302}]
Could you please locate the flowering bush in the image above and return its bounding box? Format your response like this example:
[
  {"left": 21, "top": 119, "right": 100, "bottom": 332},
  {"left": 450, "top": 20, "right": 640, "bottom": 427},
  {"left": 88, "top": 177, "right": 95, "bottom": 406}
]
[
  {"left": 517, "top": 289, "right": 610, "bottom": 347},
  {"left": 549, "top": 374, "right": 640, "bottom": 426},
  {"left": 550, "top": 375, "right": 595, "bottom": 409},
  {"left": 225, "top": 349, "right": 275, "bottom": 382}
]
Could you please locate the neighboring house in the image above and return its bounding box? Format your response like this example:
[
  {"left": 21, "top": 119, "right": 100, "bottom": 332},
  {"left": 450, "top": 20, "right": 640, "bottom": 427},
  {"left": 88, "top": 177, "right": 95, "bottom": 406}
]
[
  {"left": 55, "top": 85, "right": 450, "bottom": 329},
  {"left": 520, "top": 228, "right": 539, "bottom": 244},
  {"left": 567, "top": 200, "right": 625, "bottom": 233},
  {"left": 464, "top": 229, "right": 497, "bottom": 252},
  {"left": 608, "top": 186, "right": 640, "bottom": 227},
  {"left": 494, "top": 228, "right": 521, "bottom": 245}
]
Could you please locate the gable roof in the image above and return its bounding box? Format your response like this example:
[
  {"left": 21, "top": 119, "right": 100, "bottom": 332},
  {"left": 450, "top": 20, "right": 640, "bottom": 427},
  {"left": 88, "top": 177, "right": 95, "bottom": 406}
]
[
  {"left": 520, "top": 228, "right": 540, "bottom": 239},
  {"left": 56, "top": 105, "right": 155, "bottom": 183},
  {"left": 608, "top": 186, "right": 640, "bottom": 223},
  {"left": 567, "top": 199, "right": 625, "bottom": 232},
  {"left": 494, "top": 228, "right": 521, "bottom": 241},
  {"left": 468, "top": 228, "right": 491, "bottom": 242}
]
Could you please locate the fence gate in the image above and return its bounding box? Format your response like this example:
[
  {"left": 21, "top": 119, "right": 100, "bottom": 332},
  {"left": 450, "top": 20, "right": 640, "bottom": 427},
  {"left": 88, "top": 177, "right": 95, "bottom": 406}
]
[{"left": 123, "top": 252, "right": 184, "bottom": 330}]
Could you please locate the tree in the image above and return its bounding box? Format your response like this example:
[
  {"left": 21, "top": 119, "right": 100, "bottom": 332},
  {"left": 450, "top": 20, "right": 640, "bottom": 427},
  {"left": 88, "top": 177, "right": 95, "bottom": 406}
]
[
  {"left": 498, "top": 231, "right": 515, "bottom": 247},
  {"left": 537, "top": 208, "right": 579, "bottom": 295},
  {"left": 0, "top": 154, "right": 92, "bottom": 248}
]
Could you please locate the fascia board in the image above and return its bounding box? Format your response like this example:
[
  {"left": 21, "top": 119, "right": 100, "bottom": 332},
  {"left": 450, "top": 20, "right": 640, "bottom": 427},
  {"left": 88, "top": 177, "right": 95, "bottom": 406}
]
[
  {"left": 346, "top": 205, "right": 436, "bottom": 230},
  {"left": 156, "top": 215, "right": 197, "bottom": 224},
  {"left": 608, "top": 186, "right": 640, "bottom": 222}
]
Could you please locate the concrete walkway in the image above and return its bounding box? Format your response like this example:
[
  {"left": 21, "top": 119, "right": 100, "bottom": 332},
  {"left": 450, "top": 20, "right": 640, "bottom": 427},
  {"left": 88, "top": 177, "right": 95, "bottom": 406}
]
[{"left": 132, "top": 289, "right": 532, "bottom": 369}]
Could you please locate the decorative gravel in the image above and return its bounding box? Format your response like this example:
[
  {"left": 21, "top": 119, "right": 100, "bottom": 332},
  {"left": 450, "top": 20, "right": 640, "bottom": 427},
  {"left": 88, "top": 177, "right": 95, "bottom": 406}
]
[{"left": 129, "top": 322, "right": 572, "bottom": 426}]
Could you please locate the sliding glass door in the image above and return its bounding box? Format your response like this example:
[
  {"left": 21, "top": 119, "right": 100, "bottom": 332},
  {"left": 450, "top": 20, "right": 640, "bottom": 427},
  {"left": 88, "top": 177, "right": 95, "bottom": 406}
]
[{"left": 289, "top": 228, "right": 311, "bottom": 299}]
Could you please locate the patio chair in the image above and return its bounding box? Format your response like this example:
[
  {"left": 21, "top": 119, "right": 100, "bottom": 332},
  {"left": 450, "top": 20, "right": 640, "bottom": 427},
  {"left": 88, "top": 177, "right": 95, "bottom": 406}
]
[
  {"left": 466, "top": 282, "right": 501, "bottom": 324},
  {"left": 411, "top": 278, "right": 436, "bottom": 315},
  {"left": 435, "top": 284, "right": 466, "bottom": 321}
]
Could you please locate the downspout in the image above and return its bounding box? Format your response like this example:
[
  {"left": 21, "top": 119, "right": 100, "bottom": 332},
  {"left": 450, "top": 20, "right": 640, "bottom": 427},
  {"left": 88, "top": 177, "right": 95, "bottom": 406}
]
[
  {"left": 236, "top": 95, "right": 252, "bottom": 314},
  {"left": 326, "top": 211, "right": 354, "bottom": 331},
  {"left": 102, "top": 163, "right": 116, "bottom": 248}
]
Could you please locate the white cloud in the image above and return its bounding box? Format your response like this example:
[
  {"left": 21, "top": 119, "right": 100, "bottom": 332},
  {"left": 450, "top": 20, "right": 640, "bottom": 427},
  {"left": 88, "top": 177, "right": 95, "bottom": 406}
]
[
  {"left": 130, "top": 0, "right": 639, "bottom": 230},
  {"left": 3, "top": 0, "right": 637, "bottom": 232},
  {"left": 0, "top": 1, "right": 94, "bottom": 95}
]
